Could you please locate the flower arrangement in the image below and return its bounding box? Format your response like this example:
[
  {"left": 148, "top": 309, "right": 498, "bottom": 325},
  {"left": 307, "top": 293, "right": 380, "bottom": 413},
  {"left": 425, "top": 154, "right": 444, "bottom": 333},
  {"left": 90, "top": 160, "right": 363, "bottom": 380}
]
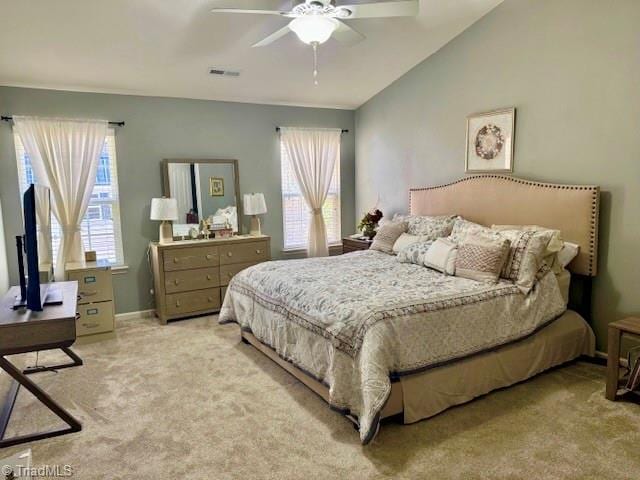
[{"left": 357, "top": 208, "right": 383, "bottom": 239}]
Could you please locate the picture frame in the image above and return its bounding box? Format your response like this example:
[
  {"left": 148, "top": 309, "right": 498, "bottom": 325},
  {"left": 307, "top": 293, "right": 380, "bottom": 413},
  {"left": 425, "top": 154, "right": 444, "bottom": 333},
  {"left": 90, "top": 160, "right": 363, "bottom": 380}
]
[
  {"left": 209, "top": 177, "right": 224, "bottom": 196},
  {"left": 465, "top": 107, "right": 515, "bottom": 173}
]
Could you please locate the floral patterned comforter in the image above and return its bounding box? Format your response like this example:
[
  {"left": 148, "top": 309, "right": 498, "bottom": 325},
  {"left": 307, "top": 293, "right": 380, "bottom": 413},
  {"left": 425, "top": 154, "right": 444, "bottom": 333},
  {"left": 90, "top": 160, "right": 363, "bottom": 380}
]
[{"left": 219, "top": 250, "right": 566, "bottom": 444}]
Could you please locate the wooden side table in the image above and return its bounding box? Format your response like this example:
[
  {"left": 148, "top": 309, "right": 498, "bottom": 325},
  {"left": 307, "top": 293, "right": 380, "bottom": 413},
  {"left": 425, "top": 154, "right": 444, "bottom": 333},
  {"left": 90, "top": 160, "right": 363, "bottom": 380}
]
[
  {"left": 342, "top": 237, "right": 373, "bottom": 254},
  {"left": 606, "top": 317, "right": 640, "bottom": 400}
]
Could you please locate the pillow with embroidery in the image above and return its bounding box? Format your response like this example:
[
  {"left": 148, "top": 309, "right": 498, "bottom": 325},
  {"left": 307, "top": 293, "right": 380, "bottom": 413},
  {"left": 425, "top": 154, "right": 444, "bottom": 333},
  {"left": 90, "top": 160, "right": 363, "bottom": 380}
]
[{"left": 454, "top": 235, "right": 511, "bottom": 284}]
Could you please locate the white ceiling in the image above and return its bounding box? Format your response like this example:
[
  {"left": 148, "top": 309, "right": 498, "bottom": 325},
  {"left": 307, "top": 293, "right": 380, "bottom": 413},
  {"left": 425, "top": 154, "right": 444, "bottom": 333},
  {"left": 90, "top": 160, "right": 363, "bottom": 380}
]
[{"left": 0, "top": 0, "right": 502, "bottom": 109}]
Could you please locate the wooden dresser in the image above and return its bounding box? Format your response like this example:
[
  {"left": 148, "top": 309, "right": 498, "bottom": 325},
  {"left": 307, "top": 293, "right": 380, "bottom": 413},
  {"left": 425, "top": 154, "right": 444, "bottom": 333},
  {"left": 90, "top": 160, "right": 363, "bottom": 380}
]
[{"left": 150, "top": 235, "right": 271, "bottom": 324}]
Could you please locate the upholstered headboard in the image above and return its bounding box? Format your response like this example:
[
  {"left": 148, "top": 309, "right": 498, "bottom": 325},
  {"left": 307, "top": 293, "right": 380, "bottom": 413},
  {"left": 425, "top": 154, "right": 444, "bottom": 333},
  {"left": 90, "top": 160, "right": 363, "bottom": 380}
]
[{"left": 409, "top": 175, "right": 600, "bottom": 276}]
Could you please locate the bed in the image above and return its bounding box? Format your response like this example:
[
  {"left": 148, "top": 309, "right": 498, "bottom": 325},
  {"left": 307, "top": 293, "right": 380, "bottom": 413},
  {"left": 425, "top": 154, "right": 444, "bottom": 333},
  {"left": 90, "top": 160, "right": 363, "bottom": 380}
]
[{"left": 220, "top": 175, "right": 600, "bottom": 444}]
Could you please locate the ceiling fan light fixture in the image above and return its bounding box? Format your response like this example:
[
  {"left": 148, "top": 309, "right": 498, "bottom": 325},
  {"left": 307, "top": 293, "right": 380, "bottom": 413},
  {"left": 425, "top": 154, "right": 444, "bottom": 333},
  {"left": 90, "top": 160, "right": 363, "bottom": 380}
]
[{"left": 289, "top": 16, "right": 338, "bottom": 45}]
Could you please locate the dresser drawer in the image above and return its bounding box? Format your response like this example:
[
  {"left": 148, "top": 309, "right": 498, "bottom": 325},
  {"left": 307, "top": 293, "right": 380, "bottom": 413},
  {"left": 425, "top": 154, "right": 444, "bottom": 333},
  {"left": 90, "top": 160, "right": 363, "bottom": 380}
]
[
  {"left": 67, "top": 269, "right": 113, "bottom": 304},
  {"left": 219, "top": 241, "right": 269, "bottom": 265},
  {"left": 163, "top": 246, "right": 219, "bottom": 272},
  {"left": 76, "top": 301, "right": 114, "bottom": 336},
  {"left": 165, "top": 288, "right": 221, "bottom": 316},
  {"left": 220, "top": 262, "right": 259, "bottom": 286},
  {"left": 164, "top": 267, "right": 220, "bottom": 294}
]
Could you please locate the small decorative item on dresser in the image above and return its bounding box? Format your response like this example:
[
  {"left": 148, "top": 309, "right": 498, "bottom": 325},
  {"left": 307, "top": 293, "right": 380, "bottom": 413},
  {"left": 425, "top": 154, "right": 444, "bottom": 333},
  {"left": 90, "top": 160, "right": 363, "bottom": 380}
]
[
  {"left": 606, "top": 317, "right": 640, "bottom": 400},
  {"left": 342, "top": 236, "right": 373, "bottom": 254},
  {"left": 150, "top": 197, "right": 179, "bottom": 244},
  {"left": 244, "top": 193, "right": 267, "bottom": 236},
  {"left": 357, "top": 208, "right": 383, "bottom": 239}
]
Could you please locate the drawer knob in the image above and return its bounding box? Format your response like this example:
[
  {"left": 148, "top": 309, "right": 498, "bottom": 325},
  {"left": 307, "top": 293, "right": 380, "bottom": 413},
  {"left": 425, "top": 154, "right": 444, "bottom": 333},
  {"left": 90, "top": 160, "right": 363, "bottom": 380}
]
[
  {"left": 206, "top": 274, "right": 212, "bottom": 280},
  {"left": 82, "top": 322, "right": 100, "bottom": 329},
  {"left": 227, "top": 272, "right": 233, "bottom": 278},
  {"left": 227, "top": 252, "right": 233, "bottom": 257},
  {"left": 208, "top": 297, "right": 213, "bottom": 302},
  {"left": 174, "top": 279, "right": 180, "bottom": 285},
  {"left": 206, "top": 254, "right": 213, "bottom": 260},
  {"left": 256, "top": 249, "right": 261, "bottom": 254},
  {"left": 176, "top": 300, "right": 181, "bottom": 307},
  {"left": 173, "top": 257, "right": 179, "bottom": 263}
]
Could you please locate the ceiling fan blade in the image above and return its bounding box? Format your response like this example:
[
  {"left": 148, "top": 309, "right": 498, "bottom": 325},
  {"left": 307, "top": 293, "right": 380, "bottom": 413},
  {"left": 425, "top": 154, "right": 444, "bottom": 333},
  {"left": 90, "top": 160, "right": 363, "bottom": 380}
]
[
  {"left": 252, "top": 25, "right": 293, "bottom": 47},
  {"left": 211, "top": 8, "right": 291, "bottom": 16},
  {"left": 332, "top": 20, "right": 365, "bottom": 46},
  {"left": 338, "top": 0, "right": 419, "bottom": 19}
]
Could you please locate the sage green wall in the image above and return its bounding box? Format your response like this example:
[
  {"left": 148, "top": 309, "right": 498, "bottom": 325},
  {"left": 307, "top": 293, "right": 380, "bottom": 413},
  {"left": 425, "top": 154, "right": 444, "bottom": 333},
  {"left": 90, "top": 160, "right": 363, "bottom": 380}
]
[
  {"left": 0, "top": 87, "right": 355, "bottom": 314},
  {"left": 355, "top": 0, "right": 640, "bottom": 350}
]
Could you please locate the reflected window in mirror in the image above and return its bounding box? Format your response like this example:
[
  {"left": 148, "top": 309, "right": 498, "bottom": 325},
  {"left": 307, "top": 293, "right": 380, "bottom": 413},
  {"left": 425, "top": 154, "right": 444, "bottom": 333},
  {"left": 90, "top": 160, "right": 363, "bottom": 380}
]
[{"left": 164, "top": 159, "right": 241, "bottom": 236}]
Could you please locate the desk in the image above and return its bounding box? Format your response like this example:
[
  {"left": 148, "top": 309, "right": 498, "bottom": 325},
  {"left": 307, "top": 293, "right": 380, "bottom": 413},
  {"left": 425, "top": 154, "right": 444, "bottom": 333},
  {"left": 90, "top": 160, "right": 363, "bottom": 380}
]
[{"left": 0, "top": 281, "right": 82, "bottom": 448}]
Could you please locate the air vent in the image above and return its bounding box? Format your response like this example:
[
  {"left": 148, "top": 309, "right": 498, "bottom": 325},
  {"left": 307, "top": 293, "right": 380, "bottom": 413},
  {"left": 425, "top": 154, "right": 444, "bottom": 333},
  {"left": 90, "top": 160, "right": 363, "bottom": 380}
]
[{"left": 209, "top": 68, "right": 240, "bottom": 77}]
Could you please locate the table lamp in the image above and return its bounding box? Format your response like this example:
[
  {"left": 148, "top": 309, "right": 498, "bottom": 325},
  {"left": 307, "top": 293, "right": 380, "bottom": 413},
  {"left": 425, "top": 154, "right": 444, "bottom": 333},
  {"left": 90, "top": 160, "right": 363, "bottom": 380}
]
[
  {"left": 150, "top": 197, "right": 178, "bottom": 244},
  {"left": 244, "top": 193, "right": 267, "bottom": 236}
]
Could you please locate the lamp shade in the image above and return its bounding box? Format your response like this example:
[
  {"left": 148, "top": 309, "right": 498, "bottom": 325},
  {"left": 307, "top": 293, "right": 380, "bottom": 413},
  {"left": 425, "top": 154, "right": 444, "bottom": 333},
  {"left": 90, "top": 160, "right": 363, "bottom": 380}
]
[
  {"left": 244, "top": 193, "right": 267, "bottom": 215},
  {"left": 289, "top": 16, "right": 338, "bottom": 45},
  {"left": 150, "top": 198, "right": 178, "bottom": 221}
]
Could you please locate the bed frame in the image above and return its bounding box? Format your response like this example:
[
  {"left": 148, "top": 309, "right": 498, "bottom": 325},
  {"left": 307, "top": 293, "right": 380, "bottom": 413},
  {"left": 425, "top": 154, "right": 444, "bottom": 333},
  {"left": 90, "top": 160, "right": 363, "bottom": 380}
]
[{"left": 239, "top": 175, "right": 600, "bottom": 428}]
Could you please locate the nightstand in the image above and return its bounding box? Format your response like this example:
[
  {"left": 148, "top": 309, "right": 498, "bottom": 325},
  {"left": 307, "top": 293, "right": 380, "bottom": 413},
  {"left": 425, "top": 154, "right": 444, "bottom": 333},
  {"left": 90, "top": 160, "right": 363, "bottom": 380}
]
[
  {"left": 342, "top": 237, "right": 373, "bottom": 254},
  {"left": 606, "top": 317, "right": 640, "bottom": 400}
]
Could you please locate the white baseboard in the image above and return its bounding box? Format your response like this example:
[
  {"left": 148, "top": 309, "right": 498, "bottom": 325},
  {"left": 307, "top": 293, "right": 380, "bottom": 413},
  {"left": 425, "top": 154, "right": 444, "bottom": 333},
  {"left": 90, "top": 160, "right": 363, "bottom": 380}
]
[
  {"left": 115, "top": 309, "right": 156, "bottom": 321},
  {"left": 594, "top": 350, "right": 629, "bottom": 368}
]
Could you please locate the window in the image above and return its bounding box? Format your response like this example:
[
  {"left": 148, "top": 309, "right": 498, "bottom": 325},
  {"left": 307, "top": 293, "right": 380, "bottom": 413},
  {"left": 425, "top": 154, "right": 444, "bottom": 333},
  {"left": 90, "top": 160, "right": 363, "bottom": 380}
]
[
  {"left": 280, "top": 140, "right": 341, "bottom": 251},
  {"left": 14, "top": 129, "right": 125, "bottom": 265}
]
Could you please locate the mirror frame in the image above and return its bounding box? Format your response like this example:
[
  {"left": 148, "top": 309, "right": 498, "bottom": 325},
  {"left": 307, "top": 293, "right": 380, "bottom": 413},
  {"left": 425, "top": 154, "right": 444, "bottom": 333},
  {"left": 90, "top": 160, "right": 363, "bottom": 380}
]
[{"left": 161, "top": 158, "right": 242, "bottom": 233}]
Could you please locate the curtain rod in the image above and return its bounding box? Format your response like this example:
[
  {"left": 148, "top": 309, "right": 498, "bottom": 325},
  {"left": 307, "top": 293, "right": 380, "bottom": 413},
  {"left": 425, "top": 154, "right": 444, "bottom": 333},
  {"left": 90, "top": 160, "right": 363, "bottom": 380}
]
[
  {"left": 275, "top": 127, "right": 349, "bottom": 134},
  {"left": 1, "top": 116, "right": 125, "bottom": 127}
]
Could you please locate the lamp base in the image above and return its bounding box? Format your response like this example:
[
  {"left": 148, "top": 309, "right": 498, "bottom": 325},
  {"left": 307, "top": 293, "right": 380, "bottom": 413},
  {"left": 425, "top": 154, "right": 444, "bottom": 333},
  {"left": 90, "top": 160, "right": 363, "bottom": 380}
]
[
  {"left": 159, "top": 221, "right": 173, "bottom": 244},
  {"left": 249, "top": 216, "right": 262, "bottom": 236}
]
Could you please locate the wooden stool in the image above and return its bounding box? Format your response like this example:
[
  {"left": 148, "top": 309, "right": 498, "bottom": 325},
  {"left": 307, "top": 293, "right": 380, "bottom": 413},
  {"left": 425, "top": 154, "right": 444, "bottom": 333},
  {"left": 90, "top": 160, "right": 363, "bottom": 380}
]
[{"left": 606, "top": 317, "right": 640, "bottom": 400}]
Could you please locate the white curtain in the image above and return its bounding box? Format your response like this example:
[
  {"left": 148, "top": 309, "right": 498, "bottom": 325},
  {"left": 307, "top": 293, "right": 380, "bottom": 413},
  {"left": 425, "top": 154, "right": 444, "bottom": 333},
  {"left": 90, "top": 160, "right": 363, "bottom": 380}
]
[
  {"left": 13, "top": 116, "right": 108, "bottom": 280},
  {"left": 167, "top": 163, "right": 193, "bottom": 222},
  {"left": 280, "top": 127, "right": 341, "bottom": 257}
]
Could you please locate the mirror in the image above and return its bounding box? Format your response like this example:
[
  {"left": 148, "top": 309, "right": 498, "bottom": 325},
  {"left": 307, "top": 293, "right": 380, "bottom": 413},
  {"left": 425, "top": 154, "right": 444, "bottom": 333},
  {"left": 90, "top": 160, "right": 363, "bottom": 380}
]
[{"left": 162, "top": 159, "right": 241, "bottom": 237}]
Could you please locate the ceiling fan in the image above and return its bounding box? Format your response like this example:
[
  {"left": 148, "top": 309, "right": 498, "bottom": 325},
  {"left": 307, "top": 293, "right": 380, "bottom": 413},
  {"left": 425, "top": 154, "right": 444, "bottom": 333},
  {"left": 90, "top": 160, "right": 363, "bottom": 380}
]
[{"left": 211, "top": 0, "right": 419, "bottom": 84}]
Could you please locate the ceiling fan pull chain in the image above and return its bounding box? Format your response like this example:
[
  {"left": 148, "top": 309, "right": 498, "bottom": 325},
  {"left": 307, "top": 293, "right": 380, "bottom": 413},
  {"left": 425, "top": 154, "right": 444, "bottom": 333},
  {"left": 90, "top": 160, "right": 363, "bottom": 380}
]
[{"left": 312, "top": 41, "right": 319, "bottom": 85}]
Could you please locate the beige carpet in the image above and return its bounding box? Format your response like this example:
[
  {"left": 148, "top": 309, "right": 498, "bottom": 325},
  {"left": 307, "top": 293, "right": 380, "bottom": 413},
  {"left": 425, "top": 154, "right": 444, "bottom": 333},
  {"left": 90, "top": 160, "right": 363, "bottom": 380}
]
[{"left": 2, "top": 315, "right": 639, "bottom": 480}]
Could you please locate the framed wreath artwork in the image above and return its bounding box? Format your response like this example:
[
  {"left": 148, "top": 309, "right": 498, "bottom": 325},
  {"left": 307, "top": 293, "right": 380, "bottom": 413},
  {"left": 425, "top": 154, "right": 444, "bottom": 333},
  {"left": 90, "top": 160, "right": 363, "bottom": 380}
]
[{"left": 465, "top": 108, "right": 515, "bottom": 173}]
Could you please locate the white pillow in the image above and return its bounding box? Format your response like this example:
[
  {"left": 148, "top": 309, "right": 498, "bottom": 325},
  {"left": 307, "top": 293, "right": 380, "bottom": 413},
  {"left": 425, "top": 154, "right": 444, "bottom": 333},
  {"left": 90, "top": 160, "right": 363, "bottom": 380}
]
[
  {"left": 557, "top": 242, "right": 580, "bottom": 268},
  {"left": 424, "top": 238, "right": 458, "bottom": 275},
  {"left": 392, "top": 233, "right": 427, "bottom": 254}
]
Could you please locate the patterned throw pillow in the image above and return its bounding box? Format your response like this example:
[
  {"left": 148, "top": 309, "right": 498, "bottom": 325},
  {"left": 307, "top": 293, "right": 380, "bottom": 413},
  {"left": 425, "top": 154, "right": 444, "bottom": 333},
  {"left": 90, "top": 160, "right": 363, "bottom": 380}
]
[
  {"left": 370, "top": 221, "right": 408, "bottom": 254},
  {"left": 449, "top": 218, "right": 502, "bottom": 244},
  {"left": 454, "top": 235, "right": 511, "bottom": 284},
  {"left": 396, "top": 240, "right": 435, "bottom": 266},
  {"left": 392, "top": 233, "right": 429, "bottom": 254},
  {"left": 494, "top": 229, "right": 558, "bottom": 293},
  {"left": 392, "top": 214, "right": 457, "bottom": 239}
]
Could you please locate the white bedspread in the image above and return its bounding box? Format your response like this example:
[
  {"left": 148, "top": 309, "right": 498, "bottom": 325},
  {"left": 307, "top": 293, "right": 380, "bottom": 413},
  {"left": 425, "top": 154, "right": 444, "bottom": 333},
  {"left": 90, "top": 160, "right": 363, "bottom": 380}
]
[{"left": 219, "top": 250, "right": 566, "bottom": 444}]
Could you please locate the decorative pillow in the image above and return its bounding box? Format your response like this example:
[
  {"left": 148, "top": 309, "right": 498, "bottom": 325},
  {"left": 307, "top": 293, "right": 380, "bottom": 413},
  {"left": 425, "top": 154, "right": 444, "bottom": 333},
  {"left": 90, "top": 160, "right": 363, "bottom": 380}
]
[
  {"left": 396, "top": 240, "right": 435, "bottom": 266},
  {"left": 370, "top": 221, "right": 408, "bottom": 254},
  {"left": 449, "top": 218, "right": 502, "bottom": 245},
  {"left": 557, "top": 241, "right": 580, "bottom": 268},
  {"left": 491, "top": 224, "right": 564, "bottom": 257},
  {"left": 496, "top": 229, "right": 558, "bottom": 293},
  {"left": 423, "top": 238, "right": 457, "bottom": 275},
  {"left": 392, "top": 214, "right": 457, "bottom": 238},
  {"left": 392, "top": 233, "right": 428, "bottom": 255},
  {"left": 454, "top": 235, "right": 511, "bottom": 284}
]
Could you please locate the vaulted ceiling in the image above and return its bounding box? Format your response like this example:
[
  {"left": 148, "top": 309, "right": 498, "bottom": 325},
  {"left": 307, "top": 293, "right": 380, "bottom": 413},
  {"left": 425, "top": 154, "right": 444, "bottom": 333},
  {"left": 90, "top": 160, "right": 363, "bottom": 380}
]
[{"left": 0, "top": 0, "right": 502, "bottom": 109}]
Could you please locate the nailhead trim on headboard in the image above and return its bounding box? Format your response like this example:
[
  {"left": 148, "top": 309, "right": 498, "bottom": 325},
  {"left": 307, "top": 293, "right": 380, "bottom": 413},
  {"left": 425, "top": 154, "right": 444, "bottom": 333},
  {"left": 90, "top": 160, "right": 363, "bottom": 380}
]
[{"left": 409, "top": 175, "right": 600, "bottom": 276}]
